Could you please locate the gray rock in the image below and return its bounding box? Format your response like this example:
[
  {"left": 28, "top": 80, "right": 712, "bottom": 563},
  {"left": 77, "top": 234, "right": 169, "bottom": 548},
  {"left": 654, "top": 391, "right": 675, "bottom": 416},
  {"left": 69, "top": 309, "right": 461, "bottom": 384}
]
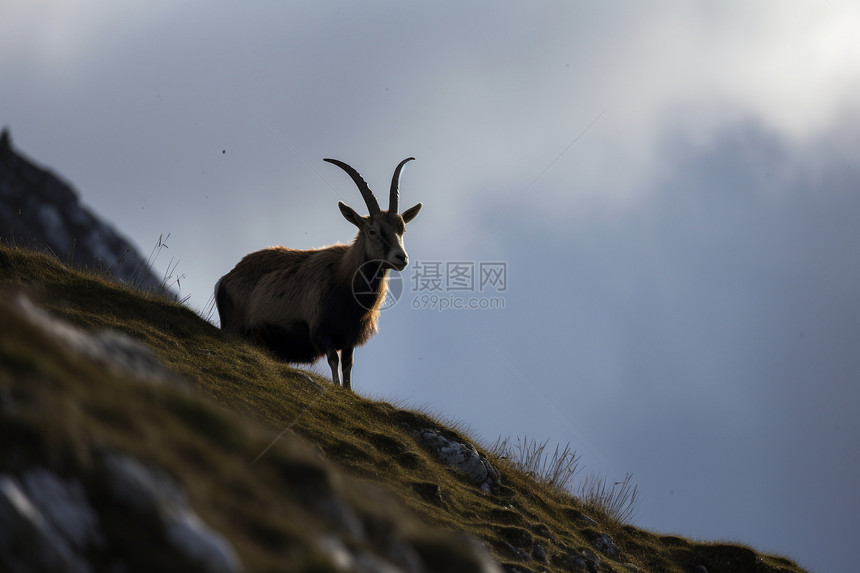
[
  {"left": 588, "top": 532, "right": 620, "bottom": 558},
  {"left": 102, "top": 453, "right": 186, "bottom": 511},
  {"left": 563, "top": 552, "right": 588, "bottom": 571},
  {"left": 102, "top": 453, "right": 242, "bottom": 573},
  {"left": 14, "top": 295, "right": 182, "bottom": 385},
  {"left": 562, "top": 548, "right": 601, "bottom": 573},
  {"left": 316, "top": 516, "right": 502, "bottom": 573},
  {"left": 502, "top": 541, "right": 532, "bottom": 562},
  {"left": 353, "top": 552, "right": 411, "bottom": 573},
  {"left": 317, "top": 535, "right": 412, "bottom": 573},
  {"left": 317, "top": 497, "right": 366, "bottom": 540},
  {"left": 0, "top": 474, "right": 92, "bottom": 573},
  {"left": 0, "top": 387, "right": 14, "bottom": 412},
  {"left": 382, "top": 536, "right": 425, "bottom": 573},
  {"left": 412, "top": 428, "right": 500, "bottom": 491},
  {"left": 411, "top": 482, "right": 444, "bottom": 505},
  {"left": 580, "top": 548, "right": 600, "bottom": 573},
  {"left": 21, "top": 469, "right": 103, "bottom": 550},
  {"left": 317, "top": 535, "right": 355, "bottom": 570},
  {"left": 0, "top": 129, "right": 169, "bottom": 295},
  {"left": 532, "top": 541, "right": 547, "bottom": 563},
  {"left": 461, "top": 537, "right": 505, "bottom": 573},
  {"left": 165, "top": 509, "right": 241, "bottom": 573}
]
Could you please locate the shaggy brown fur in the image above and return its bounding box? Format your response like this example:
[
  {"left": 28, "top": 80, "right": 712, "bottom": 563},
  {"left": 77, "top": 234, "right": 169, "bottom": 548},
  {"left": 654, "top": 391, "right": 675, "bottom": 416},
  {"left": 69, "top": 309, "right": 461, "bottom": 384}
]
[{"left": 215, "top": 158, "right": 421, "bottom": 389}]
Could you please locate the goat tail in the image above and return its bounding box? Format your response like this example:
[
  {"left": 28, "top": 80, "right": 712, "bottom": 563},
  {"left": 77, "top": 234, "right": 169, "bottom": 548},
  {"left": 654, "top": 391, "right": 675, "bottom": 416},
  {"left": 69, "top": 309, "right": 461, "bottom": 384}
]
[{"left": 214, "top": 278, "right": 233, "bottom": 331}]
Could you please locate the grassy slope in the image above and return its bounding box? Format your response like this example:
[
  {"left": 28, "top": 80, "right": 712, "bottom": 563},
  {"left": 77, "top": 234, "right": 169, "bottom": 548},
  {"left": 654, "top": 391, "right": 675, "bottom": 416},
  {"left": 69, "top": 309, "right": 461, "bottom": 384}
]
[{"left": 0, "top": 244, "right": 806, "bottom": 573}]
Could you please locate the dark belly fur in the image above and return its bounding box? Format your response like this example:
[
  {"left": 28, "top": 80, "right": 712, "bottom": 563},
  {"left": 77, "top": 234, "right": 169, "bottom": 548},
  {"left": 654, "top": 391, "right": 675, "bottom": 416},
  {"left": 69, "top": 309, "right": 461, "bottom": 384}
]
[{"left": 248, "top": 322, "right": 320, "bottom": 363}]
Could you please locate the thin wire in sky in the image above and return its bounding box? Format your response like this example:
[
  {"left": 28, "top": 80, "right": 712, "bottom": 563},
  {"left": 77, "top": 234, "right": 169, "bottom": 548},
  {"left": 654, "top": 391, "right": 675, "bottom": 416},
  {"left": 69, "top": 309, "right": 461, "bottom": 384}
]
[
  {"left": 466, "top": 322, "right": 609, "bottom": 467},
  {"left": 468, "top": 106, "right": 608, "bottom": 251},
  {"left": 251, "top": 378, "right": 331, "bottom": 465},
  {"left": 253, "top": 111, "right": 346, "bottom": 202},
  {"left": 461, "top": 107, "right": 611, "bottom": 464}
]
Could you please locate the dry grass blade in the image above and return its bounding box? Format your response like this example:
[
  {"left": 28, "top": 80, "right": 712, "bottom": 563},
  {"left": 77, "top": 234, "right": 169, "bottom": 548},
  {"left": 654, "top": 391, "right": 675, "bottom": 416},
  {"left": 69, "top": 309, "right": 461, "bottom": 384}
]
[
  {"left": 491, "top": 435, "right": 639, "bottom": 524},
  {"left": 490, "top": 435, "right": 582, "bottom": 491},
  {"left": 577, "top": 472, "right": 639, "bottom": 524}
]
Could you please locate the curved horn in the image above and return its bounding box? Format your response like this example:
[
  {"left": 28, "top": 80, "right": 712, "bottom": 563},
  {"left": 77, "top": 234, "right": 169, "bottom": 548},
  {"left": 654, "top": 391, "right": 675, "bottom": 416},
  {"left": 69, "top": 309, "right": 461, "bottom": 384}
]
[
  {"left": 389, "top": 157, "right": 415, "bottom": 213},
  {"left": 324, "top": 158, "right": 380, "bottom": 215}
]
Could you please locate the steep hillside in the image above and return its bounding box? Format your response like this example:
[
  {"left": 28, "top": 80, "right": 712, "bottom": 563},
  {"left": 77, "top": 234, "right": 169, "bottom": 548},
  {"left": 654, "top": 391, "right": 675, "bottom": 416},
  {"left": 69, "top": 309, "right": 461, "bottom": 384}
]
[
  {"left": 0, "top": 128, "right": 168, "bottom": 295},
  {"left": 0, "top": 244, "right": 806, "bottom": 573}
]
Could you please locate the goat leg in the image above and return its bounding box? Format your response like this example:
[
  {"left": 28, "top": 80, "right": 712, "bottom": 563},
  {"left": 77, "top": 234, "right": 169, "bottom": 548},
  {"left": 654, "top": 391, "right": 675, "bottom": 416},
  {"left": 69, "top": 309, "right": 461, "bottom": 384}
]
[{"left": 340, "top": 347, "right": 354, "bottom": 390}]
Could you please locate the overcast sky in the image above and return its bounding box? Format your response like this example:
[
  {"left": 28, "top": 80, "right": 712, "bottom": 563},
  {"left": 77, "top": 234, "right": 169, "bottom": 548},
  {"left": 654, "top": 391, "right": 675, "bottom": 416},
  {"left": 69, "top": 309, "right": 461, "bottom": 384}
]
[{"left": 3, "top": 2, "right": 859, "bottom": 571}]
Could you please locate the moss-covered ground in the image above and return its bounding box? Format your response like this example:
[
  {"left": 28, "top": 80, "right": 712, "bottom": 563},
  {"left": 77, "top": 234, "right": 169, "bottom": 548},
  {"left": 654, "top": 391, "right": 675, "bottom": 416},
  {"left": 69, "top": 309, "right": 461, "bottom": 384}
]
[{"left": 0, "top": 244, "right": 807, "bottom": 573}]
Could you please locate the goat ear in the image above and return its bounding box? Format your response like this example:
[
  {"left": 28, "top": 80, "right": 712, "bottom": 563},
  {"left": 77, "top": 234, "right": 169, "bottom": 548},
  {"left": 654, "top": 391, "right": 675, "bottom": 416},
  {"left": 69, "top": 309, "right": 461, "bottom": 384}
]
[
  {"left": 401, "top": 202, "right": 422, "bottom": 224},
  {"left": 339, "top": 202, "right": 365, "bottom": 228}
]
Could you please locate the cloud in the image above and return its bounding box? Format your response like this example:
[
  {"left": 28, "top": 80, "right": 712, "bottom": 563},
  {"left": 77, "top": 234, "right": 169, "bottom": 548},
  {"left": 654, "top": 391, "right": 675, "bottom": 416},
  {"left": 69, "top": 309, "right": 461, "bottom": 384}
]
[
  {"left": 476, "top": 1, "right": 860, "bottom": 207},
  {"left": 367, "top": 117, "right": 860, "bottom": 570},
  {"left": 4, "top": 3, "right": 860, "bottom": 570},
  {"left": 1, "top": 1, "right": 178, "bottom": 81}
]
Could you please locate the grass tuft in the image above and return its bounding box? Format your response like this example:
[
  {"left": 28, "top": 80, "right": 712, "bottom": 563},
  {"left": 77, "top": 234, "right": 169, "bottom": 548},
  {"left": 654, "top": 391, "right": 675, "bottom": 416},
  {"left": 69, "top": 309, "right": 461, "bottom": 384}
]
[
  {"left": 489, "top": 435, "right": 581, "bottom": 491},
  {"left": 490, "top": 435, "right": 639, "bottom": 525},
  {"left": 576, "top": 471, "right": 639, "bottom": 525}
]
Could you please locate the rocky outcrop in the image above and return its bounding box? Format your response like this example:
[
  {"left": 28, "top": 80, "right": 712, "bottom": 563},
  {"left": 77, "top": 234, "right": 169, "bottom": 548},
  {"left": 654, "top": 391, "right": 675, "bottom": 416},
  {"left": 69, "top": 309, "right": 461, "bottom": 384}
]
[
  {"left": 0, "top": 459, "right": 242, "bottom": 573},
  {"left": 0, "top": 241, "right": 810, "bottom": 573},
  {"left": 412, "top": 428, "right": 501, "bottom": 493},
  {"left": 0, "top": 472, "right": 94, "bottom": 573},
  {"left": 0, "top": 299, "right": 238, "bottom": 571},
  {"left": 13, "top": 295, "right": 182, "bottom": 386},
  {"left": 0, "top": 128, "right": 167, "bottom": 294},
  {"left": 0, "top": 291, "right": 505, "bottom": 573}
]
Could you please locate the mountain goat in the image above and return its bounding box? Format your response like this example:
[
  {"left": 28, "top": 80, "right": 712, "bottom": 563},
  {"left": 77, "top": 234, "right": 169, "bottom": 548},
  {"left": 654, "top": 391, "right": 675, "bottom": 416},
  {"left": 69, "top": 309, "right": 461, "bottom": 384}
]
[{"left": 215, "top": 158, "right": 422, "bottom": 389}]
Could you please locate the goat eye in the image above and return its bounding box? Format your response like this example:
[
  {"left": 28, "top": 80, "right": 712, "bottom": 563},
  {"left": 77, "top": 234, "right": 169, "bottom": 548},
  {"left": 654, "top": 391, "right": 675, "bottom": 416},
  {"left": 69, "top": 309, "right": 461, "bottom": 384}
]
[{"left": 367, "top": 227, "right": 377, "bottom": 236}]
